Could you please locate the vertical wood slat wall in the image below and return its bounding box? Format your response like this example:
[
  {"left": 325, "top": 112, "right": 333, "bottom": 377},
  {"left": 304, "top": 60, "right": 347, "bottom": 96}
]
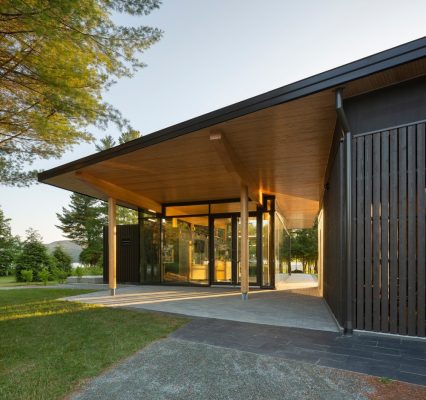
[{"left": 353, "top": 122, "right": 426, "bottom": 336}]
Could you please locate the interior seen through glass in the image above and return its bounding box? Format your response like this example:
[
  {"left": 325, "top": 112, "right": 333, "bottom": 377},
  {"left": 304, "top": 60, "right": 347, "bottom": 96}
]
[
  {"left": 162, "top": 217, "right": 209, "bottom": 284},
  {"left": 139, "top": 200, "right": 288, "bottom": 286}
]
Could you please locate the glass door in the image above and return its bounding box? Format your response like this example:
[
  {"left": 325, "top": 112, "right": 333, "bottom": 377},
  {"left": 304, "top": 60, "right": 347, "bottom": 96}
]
[
  {"left": 237, "top": 216, "right": 259, "bottom": 285},
  {"left": 212, "top": 217, "right": 234, "bottom": 284}
]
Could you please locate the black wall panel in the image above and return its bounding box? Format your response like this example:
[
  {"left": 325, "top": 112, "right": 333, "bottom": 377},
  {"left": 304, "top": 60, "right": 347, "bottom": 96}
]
[
  {"left": 103, "top": 224, "right": 140, "bottom": 284},
  {"left": 323, "top": 141, "right": 345, "bottom": 327}
]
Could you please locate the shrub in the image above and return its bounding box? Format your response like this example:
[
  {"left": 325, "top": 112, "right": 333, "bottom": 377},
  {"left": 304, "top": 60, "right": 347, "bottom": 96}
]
[
  {"left": 15, "top": 229, "right": 52, "bottom": 282},
  {"left": 21, "top": 269, "right": 33, "bottom": 284},
  {"left": 39, "top": 268, "right": 50, "bottom": 286},
  {"left": 75, "top": 267, "right": 84, "bottom": 282},
  {"left": 51, "top": 266, "right": 68, "bottom": 284},
  {"left": 52, "top": 246, "right": 72, "bottom": 275}
]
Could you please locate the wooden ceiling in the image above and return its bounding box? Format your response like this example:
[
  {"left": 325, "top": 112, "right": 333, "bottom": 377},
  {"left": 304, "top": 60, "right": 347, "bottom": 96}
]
[{"left": 44, "top": 57, "right": 426, "bottom": 228}]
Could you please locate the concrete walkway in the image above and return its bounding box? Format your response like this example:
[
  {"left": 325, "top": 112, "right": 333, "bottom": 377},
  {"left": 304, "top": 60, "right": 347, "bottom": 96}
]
[{"left": 62, "top": 276, "right": 338, "bottom": 332}]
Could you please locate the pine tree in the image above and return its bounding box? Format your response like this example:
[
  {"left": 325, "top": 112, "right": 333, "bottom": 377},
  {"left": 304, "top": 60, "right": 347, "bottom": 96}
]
[
  {"left": 0, "top": 207, "right": 21, "bottom": 276},
  {"left": 56, "top": 193, "right": 106, "bottom": 266}
]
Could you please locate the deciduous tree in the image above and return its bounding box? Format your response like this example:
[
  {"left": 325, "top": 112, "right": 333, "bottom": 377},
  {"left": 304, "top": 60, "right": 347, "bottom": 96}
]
[{"left": 0, "top": 0, "right": 162, "bottom": 185}]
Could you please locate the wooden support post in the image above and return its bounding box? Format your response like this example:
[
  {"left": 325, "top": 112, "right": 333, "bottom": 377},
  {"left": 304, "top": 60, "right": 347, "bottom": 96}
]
[
  {"left": 108, "top": 197, "right": 117, "bottom": 296},
  {"left": 240, "top": 185, "right": 249, "bottom": 300}
]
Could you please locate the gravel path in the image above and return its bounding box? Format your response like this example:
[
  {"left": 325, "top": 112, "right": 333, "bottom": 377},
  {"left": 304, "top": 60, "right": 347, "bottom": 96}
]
[{"left": 70, "top": 338, "right": 374, "bottom": 400}]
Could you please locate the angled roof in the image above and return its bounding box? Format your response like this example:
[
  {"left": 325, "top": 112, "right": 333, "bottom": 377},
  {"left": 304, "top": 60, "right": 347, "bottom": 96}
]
[{"left": 39, "top": 37, "right": 426, "bottom": 227}]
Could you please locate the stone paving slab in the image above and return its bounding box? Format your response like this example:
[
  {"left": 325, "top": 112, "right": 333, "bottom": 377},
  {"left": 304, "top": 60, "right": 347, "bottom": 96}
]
[
  {"left": 70, "top": 338, "right": 375, "bottom": 400},
  {"left": 171, "top": 318, "right": 426, "bottom": 386}
]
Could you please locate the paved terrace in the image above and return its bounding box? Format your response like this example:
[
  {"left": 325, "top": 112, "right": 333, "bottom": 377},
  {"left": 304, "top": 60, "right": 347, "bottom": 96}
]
[
  {"left": 63, "top": 274, "right": 426, "bottom": 387},
  {"left": 62, "top": 275, "right": 338, "bottom": 332}
]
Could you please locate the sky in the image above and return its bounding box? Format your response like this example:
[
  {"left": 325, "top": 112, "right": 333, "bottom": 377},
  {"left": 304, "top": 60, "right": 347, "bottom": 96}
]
[{"left": 1, "top": 0, "right": 426, "bottom": 243}]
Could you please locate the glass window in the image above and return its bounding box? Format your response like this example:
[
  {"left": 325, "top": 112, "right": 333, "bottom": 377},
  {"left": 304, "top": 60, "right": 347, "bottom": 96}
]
[
  {"left": 162, "top": 217, "right": 209, "bottom": 284},
  {"left": 275, "top": 212, "right": 289, "bottom": 277},
  {"left": 188, "top": 217, "right": 209, "bottom": 285},
  {"left": 237, "top": 217, "right": 258, "bottom": 283},
  {"left": 139, "top": 215, "right": 161, "bottom": 283},
  {"left": 262, "top": 213, "right": 270, "bottom": 286},
  {"left": 213, "top": 218, "right": 233, "bottom": 283}
]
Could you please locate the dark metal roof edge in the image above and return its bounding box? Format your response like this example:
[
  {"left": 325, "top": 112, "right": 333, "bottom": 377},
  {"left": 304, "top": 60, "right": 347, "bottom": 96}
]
[{"left": 38, "top": 36, "right": 426, "bottom": 182}]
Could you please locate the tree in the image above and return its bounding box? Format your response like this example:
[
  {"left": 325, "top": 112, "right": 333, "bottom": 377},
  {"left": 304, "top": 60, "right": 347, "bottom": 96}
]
[
  {"left": 15, "top": 228, "right": 52, "bottom": 281},
  {"left": 0, "top": 0, "right": 162, "bottom": 186},
  {"left": 52, "top": 246, "right": 72, "bottom": 275},
  {"left": 56, "top": 193, "right": 106, "bottom": 265},
  {"left": 287, "top": 223, "right": 318, "bottom": 273},
  {"left": 95, "top": 135, "right": 116, "bottom": 152},
  {"left": 0, "top": 206, "right": 21, "bottom": 276}
]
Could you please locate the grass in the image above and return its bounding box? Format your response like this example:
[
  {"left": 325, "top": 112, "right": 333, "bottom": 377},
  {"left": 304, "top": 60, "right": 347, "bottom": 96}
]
[
  {"left": 378, "top": 377, "right": 394, "bottom": 385},
  {"left": 0, "top": 289, "right": 187, "bottom": 400},
  {"left": 0, "top": 276, "right": 59, "bottom": 287}
]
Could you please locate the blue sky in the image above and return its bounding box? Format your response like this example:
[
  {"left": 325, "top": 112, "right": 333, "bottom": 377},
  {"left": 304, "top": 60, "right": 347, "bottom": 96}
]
[{"left": 2, "top": 0, "right": 426, "bottom": 243}]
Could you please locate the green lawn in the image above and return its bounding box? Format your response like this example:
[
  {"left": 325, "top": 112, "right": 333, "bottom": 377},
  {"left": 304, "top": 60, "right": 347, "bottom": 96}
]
[
  {"left": 0, "top": 289, "right": 187, "bottom": 400},
  {"left": 0, "top": 276, "right": 59, "bottom": 287}
]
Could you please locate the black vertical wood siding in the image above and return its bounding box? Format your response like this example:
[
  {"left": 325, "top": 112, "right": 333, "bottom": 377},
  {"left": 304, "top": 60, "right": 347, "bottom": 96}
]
[
  {"left": 352, "top": 122, "right": 426, "bottom": 336},
  {"left": 323, "top": 141, "right": 345, "bottom": 327},
  {"left": 103, "top": 224, "right": 140, "bottom": 284}
]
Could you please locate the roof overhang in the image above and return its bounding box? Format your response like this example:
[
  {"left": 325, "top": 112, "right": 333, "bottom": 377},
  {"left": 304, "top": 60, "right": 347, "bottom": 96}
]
[{"left": 39, "top": 37, "right": 426, "bottom": 228}]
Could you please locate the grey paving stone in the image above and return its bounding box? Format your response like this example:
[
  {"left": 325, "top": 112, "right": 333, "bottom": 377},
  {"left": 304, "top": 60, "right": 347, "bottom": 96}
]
[{"left": 171, "top": 318, "right": 426, "bottom": 386}]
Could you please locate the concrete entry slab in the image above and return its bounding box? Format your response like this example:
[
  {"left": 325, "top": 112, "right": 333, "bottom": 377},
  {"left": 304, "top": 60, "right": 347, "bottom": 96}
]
[{"left": 63, "top": 275, "right": 338, "bottom": 332}]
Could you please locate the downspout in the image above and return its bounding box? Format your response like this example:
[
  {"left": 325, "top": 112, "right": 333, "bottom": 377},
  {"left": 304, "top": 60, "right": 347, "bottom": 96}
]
[{"left": 336, "top": 89, "right": 353, "bottom": 334}]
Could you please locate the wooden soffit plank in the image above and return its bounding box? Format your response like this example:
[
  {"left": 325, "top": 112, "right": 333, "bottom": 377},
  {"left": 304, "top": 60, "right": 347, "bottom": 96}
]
[
  {"left": 75, "top": 171, "right": 162, "bottom": 212},
  {"left": 209, "top": 129, "right": 261, "bottom": 204}
]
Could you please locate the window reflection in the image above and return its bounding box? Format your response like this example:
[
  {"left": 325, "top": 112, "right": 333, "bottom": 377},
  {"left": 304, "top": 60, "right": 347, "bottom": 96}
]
[
  {"left": 140, "top": 212, "right": 161, "bottom": 283},
  {"left": 163, "top": 217, "right": 209, "bottom": 285},
  {"left": 237, "top": 217, "right": 258, "bottom": 283}
]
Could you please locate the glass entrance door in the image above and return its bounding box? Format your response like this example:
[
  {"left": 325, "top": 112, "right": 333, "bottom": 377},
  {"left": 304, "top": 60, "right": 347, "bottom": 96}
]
[
  {"left": 212, "top": 217, "right": 234, "bottom": 283},
  {"left": 212, "top": 215, "right": 260, "bottom": 285}
]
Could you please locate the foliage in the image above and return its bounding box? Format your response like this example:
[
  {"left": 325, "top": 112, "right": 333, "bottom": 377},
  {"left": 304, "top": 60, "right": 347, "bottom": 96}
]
[
  {"left": 56, "top": 193, "right": 106, "bottom": 265},
  {"left": 74, "top": 264, "right": 103, "bottom": 276},
  {"left": 75, "top": 266, "right": 84, "bottom": 279},
  {"left": 281, "top": 222, "right": 318, "bottom": 273},
  {"left": 56, "top": 130, "right": 141, "bottom": 263},
  {"left": 0, "top": 206, "right": 21, "bottom": 276},
  {"left": 52, "top": 245, "right": 72, "bottom": 275},
  {"left": 52, "top": 267, "right": 68, "bottom": 284},
  {"left": 15, "top": 228, "right": 52, "bottom": 281},
  {"left": 0, "top": 0, "right": 162, "bottom": 186},
  {"left": 38, "top": 268, "right": 50, "bottom": 285},
  {"left": 79, "top": 243, "right": 103, "bottom": 266},
  {"left": 0, "top": 289, "right": 186, "bottom": 400},
  {"left": 20, "top": 269, "right": 33, "bottom": 283}
]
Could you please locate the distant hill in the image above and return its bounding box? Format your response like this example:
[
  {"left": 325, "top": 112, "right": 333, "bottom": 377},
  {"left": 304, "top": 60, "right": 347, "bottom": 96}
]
[{"left": 45, "top": 240, "right": 82, "bottom": 263}]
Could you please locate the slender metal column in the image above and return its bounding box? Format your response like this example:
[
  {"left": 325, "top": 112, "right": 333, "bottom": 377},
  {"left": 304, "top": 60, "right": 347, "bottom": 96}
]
[
  {"left": 108, "top": 197, "right": 117, "bottom": 296},
  {"left": 240, "top": 185, "right": 249, "bottom": 300},
  {"left": 336, "top": 89, "right": 353, "bottom": 334}
]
